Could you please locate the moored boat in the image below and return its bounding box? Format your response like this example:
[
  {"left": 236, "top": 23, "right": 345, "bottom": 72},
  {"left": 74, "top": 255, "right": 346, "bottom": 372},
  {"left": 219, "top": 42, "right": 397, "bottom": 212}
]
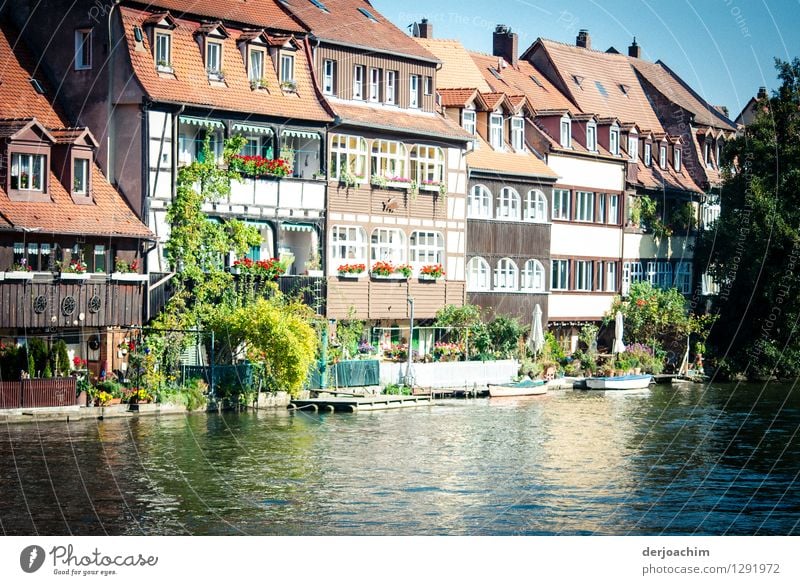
[
  {"left": 584, "top": 374, "right": 653, "bottom": 392},
  {"left": 488, "top": 379, "right": 547, "bottom": 397}
]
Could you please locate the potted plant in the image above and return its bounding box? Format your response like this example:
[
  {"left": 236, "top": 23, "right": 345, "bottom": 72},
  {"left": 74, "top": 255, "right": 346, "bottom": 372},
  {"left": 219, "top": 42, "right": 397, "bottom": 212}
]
[
  {"left": 5, "top": 258, "right": 34, "bottom": 280},
  {"left": 156, "top": 59, "right": 173, "bottom": 73},
  {"left": 280, "top": 80, "right": 297, "bottom": 93},
  {"left": 61, "top": 258, "right": 90, "bottom": 280},
  {"left": 370, "top": 174, "right": 389, "bottom": 189},
  {"left": 419, "top": 264, "right": 445, "bottom": 281},
  {"left": 337, "top": 263, "right": 366, "bottom": 278},
  {"left": 250, "top": 78, "right": 269, "bottom": 90},
  {"left": 395, "top": 264, "right": 413, "bottom": 279},
  {"left": 370, "top": 261, "right": 396, "bottom": 279},
  {"left": 111, "top": 257, "right": 146, "bottom": 281}
]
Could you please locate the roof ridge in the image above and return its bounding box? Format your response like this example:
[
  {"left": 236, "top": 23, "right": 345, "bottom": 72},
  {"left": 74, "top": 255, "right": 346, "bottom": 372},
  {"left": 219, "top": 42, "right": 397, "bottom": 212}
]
[{"left": 540, "top": 37, "right": 629, "bottom": 58}]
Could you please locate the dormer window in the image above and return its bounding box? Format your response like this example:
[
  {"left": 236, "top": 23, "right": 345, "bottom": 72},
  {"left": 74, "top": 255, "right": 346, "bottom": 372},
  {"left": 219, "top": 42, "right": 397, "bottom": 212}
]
[
  {"left": 246, "top": 41, "right": 267, "bottom": 88},
  {"left": 155, "top": 32, "right": 172, "bottom": 71},
  {"left": 610, "top": 125, "right": 620, "bottom": 156},
  {"left": 10, "top": 153, "right": 45, "bottom": 192},
  {"left": 353, "top": 65, "right": 365, "bottom": 99},
  {"left": 586, "top": 122, "right": 597, "bottom": 152},
  {"left": 73, "top": 158, "right": 89, "bottom": 195},
  {"left": 511, "top": 116, "right": 525, "bottom": 151},
  {"left": 322, "top": 59, "right": 336, "bottom": 96},
  {"left": 489, "top": 113, "right": 504, "bottom": 150},
  {"left": 674, "top": 147, "right": 682, "bottom": 172},
  {"left": 206, "top": 40, "right": 223, "bottom": 79},
  {"left": 560, "top": 116, "right": 572, "bottom": 148},
  {"left": 704, "top": 140, "right": 712, "bottom": 168},
  {"left": 659, "top": 144, "right": 667, "bottom": 169},
  {"left": 644, "top": 142, "right": 652, "bottom": 166},
  {"left": 628, "top": 134, "right": 638, "bottom": 162},
  {"left": 462, "top": 108, "right": 476, "bottom": 135},
  {"left": 145, "top": 13, "right": 177, "bottom": 73},
  {"left": 715, "top": 139, "right": 723, "bottom": 168},
  {"left": 280, "top": 53, "right": 295, "bottom": 85}
]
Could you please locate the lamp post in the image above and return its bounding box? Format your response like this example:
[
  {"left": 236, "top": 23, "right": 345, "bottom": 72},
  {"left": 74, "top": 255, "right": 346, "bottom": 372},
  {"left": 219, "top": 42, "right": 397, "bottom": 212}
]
[{"left": 406, "top": 296, "right": 414, "bottom": 387}]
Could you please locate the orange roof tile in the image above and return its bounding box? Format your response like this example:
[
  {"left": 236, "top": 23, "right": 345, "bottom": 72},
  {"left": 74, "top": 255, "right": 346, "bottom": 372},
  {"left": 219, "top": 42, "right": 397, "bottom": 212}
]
[
  {"left": 439, "top": 88, "right": 479, "bottom": 108},
  {"left": 330, "top": 101, "right": 472, "bottom": 142},
  {"left": 467, "top": 136, "right": 558, "bottom": 180},
  {"left": 413, "top": 39, "right": 492, "bottom": 91},
  {"left": 132, "top": 0, "right": 304, "bottom": 33},
  {"left": 280, "top": 0, "right": 438, "bottom": 62},
  {"left": 635, "top": 159, "right": 702, "bottom": 193},
  {"left": 120, "top": 7, "right": 332, "bottom": 123}
]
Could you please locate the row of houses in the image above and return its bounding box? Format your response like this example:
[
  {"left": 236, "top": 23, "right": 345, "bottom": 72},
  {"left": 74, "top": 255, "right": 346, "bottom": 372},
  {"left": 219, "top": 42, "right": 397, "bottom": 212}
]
[{"left": 0, "top": 0, "right": 741, "bottom": 375}]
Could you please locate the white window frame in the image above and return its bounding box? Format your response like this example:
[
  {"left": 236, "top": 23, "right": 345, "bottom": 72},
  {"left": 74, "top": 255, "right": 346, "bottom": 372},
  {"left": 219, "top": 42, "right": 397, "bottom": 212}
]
[
  {"left": 371, "top": 140, "right": 407, "bottom": 181},
  {"left": 644, "top": 142, "right": 652, "bottom": 166},
  {"left": 10, "top": 153, "right": 45, "bottom": 192},
  {"left": 322, "top": 59, "right": 336, "bottom": 95},
  {"left": 248, "top": 47, "right": 265, "bottom": 84},
  {"left": 468, "top": 184, "right": 493, "bottom": 219},
  {"left": 155, "top": 32, "right": 171, "bottom": 70},
  {"left": 74, "top": 29, "right": 92, "bottom": 70},
  {"left": 369, "top": 68, "right": 381, "bottom": 103},
  {"left": 206, "top": 40, "right": 222, "bottom": 77},
  {"left": 628, "top": 134, "right": 639, "bottom": 162},
  {"left": 330, "top": 225, "right": 367, "bottom": 264},
  {"left": 574, "top": 260, "right": 593, "bottom": 291},
  {"left": 606, "top": 261, "right": 618, "bottom": 292},
  {"left": 497, "top": 187, "right": 521, "bottom": 220},
  {"left": 410, "top": 145, "right": 444, "bottom": 185},
  {"left": 280, "top": 53, "right": 295, "bottom": 83},
  {"left": 521, "top": 259, "right": 546, "bottom": 292},
  {"left": 409, "top": 231, "right": 444, "bottom": 269},
  {"left": 73, "top": 158, "right": 90, "bottom": 195},
  {"left": 674, "top": 147, "right": 682, "bottom": 172},
  {"left": 494, "top": 258, "right": 519, "bottom": 291},
  {"left": 409, "top": 75, "right": 420, "bottom": 108},
  {"left": 525, "top": 189, "right": 547, "bottom": 223},
  {"left": 610, "top": 126, "right": 620, "bottom": 155},
  {"left": 703, "top": 196, "right": 721, "bottom": 230},
  {"left": 596, "top": 261, "right": 605, "bottom": 292},
  {"left": 424, "top": 76, "right": 433, "bottom": 96},
  {"left": 385, "top": 70, "right": 397, "bottom": 105},
  {"left": 560, "top": 116, "right": 572, "bottom": 148},
  {"left": 353, "top": 65, "right": 365, "bottom": 100},
  {"left": 552, "top": 189, "right": 570, "bottom": 220},
  {"left": 622, "top": 261, "right": 643, "bottom": 295},
  {"left": 675, "top": 262, "right": 692, "bottom": 294},
  {"left": 489, "top": 113, "right": 504, "bottom": 149},
  {"left": 330, "top": 134, "right": 368, "bottom": 181},
  {"left": 467, "top": 257, "right": 491, "bottom": 291},
  {"left": 551, "top": 259, "right": 569, "bottom": 291},
  {"left": 586, "top": 123, "right": 597, "bottom": 152},
  {"left": 370, "top": 228, "right": 406, "bottom": 264},
  {"left": 511, "top": 116, "right": 525, "bottom": 151},
  {"left": 659, "top": 144, "right": 667, "bottom": 169},
  {"left": 462, "top": 108, "right": 476, "bottom": 135},
  {"left": 575, "top": 191, "right": 595, "bottom": 222},
  {"left": 704, "top": 140, "right": 711, "bottom": 168},
  {"left": 715, "top": 140, "right": 723, "bottom": 168},
  {"left": 608, "top": 194, "right": 619, "bottom": 225}
]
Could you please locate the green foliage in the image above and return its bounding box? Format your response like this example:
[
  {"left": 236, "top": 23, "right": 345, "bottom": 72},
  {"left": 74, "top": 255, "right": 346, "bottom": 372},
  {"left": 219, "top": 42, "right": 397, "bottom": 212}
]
[
  {"left": 694, "top": 58, "right": 800, "bottom": 378},
  {"left": 384, "top": 383, "right": 411, "bottom": 396},
  {"left": 434, "top": 304, "right": 490, "bottom": 359},
  {"left": 518, "top": 358, "right": 544, "bottom": 380},
  {"left": 333, "top": 318, "right": 365, "bottom": 363},
  {"left": 487, "top": 315, "right": 525, "bottom": 358},
  {"left": 671, "top": 202, "right": 697, "bottom": 232},
  {"left": 51, "top": 340, "right": 70, "bottom": 376},
  {"left": 27, "top": 338, "right": 49, "bottom": 376},
  {"left": 43, "top": 362, "right": 52, "bottom": 379}
]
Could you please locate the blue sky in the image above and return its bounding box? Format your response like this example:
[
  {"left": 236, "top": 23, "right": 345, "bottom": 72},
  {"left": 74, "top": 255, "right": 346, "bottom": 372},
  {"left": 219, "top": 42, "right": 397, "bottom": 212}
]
[{"left": 374, "top": 0, "right": 800, "bottom": 119}]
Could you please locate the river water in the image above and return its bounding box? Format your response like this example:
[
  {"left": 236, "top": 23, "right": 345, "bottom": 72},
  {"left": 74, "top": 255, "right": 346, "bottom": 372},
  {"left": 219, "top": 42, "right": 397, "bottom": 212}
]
[{"left": 1, "top": 383, "right": 798, "bottom": 535}]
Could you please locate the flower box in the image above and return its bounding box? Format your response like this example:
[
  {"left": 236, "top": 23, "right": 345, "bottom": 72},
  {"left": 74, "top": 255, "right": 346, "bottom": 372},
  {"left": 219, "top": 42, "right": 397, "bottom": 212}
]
[
  {"left": 371, "top": 273, "right": 408, "bottom": 281},
  {"left": 4, "top": 271, "right": 33, "bottom": 280},
  {"left": 60, "top": 272, "right": 90, "bottom": 281},
  {"left": 306, "top": 270, "right": 324, "bottom": 278},
  {"left": 419, "top": 183, "right": 441, "bottom": 193},
  {"left": 111, "top": 272, "right": 148, "bottom": 282},
  {"left": 337, "top": 272, "right": 365, "bottom": 279},
  {"left": 418, "top": 274, "right": 443, "bottom": 282}
]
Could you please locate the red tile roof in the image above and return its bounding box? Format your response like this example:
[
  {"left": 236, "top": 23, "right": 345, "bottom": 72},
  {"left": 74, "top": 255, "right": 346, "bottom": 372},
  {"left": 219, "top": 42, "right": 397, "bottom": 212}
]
[
  {"left": 131, "top": 0, "right": 304, "bottom": 33},
  {"left": 330, "top": 101, "right": 472, "bottom": 142},
  {"left": 0, "top": 22, "right": 152, "bottom": 239},
  {"left": 439, "top": 88, "right": 479, "bottom": 108},
  {"left": 467, "top": 136, "right": 557, "bottom": 180},
  {"left": 279, "top": 0, "right": 439, "bottom": 62},
  {"left": 120, "top": 7, "right": 332, "bottom": 123},
  {"left": 414, "top": 39, "right": 492, "bottom": 91}
]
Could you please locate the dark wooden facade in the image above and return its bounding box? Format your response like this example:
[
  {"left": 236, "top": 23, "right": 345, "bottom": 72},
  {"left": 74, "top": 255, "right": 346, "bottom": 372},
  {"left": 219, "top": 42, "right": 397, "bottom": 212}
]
[
  {"left": 468, "top": 292, "right": 550, "bottom": 323},
  {"left": 327, "top": 278, "right": 465, "bottom": 320}
]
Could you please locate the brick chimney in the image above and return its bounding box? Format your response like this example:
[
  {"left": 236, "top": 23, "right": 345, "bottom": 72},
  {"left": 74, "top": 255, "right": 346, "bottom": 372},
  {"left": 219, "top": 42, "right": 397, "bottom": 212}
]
[
  {"left": 414, "top": 18, "right": 433, "bottom": 39},
  {"left": 628, "top": 37, "right": 641, "bottom": 58},
  {"left": 757, "top": 86, "right": 768, "bottom": 99},
  {"left": 493, "top": 25, "right": 519, "bottom": 67},
  {"left": 576, "top": 29, "right": 591, "bottom": 50}
]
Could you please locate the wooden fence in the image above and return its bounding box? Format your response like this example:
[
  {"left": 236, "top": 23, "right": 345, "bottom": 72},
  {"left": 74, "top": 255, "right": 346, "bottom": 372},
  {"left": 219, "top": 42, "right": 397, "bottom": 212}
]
[{"left": 0, "top": 378, "right": 78, "bottom": 409}]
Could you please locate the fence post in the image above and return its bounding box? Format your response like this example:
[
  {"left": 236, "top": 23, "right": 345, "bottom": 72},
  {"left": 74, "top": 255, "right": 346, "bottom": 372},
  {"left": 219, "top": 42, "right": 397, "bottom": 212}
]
[{"left": 209, "top": 330, "right": 215, "bottom": 400}]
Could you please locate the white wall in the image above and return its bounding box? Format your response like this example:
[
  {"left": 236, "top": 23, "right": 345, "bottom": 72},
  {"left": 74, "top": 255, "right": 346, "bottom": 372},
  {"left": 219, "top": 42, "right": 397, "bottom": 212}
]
[
  {"left": 380, "top": 360, "right": 520, "bottom": 388},
  {"left": 623, "top": 234, "right": 695, "bottom": 260},
  {"left": 551, "top": 224, "right": 621, "bottom": 258},
  {"left": 548, "top": 293, "right": 615, "bottom": 320},
  {"left": 548, "top": 153, "right": 625, "bottom": 192}
]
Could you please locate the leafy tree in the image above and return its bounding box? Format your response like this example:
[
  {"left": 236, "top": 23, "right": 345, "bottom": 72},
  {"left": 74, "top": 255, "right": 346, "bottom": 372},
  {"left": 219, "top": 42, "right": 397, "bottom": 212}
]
[
  {"left": 434, "top": 304, "right": 490, "bottom": 358},
  {"left": 487, "top": 315, "right": 525, "bottom": 358},
  {"left": 695, "top": 58, "right": 800, "bottom": 378}
]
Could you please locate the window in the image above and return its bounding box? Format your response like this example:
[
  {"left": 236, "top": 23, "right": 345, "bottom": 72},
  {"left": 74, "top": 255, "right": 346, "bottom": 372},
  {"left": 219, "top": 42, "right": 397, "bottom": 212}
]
[
  {"left": 659, "top": 144, "right": 667, "bottom": 169},
  {"left": 15, "top": 242, "right": 52, "bottom": 272},
  {"left": 462, "top": 108, "right": 476, "bottom": 135},
  {"left": 494, "top": 258, "right": 519, "bottom": 291},
  {"left": 371, "top": 229, "right": 406, "bottom": 264},
  {"left": 610, "top": 126, "right": 620, "bottom": 155},
  {"left": 675, "top": 262, "right": 692, "bottom": 294},
  {"left": 702, "top": 272, "right": 720, "bottom": 296},
  {"left": 467, "top": 257, "right": 491, "bottom": 291},
  {"left": 280, "top": 53, "right": 295, "bottom": 83},
  {"left": 628, "top": 135, "right": 638, "bottom": 161},
  {"left": 622, "top": 261, "right": 643, "bottom": 295},
  {"left": 330, "top": 134, "right": 368, "bottom": 181},
  {"left": 10, "top": 153, "right": 45, "bottom": 191},
  {"left": 409, "top": 145, "right": 444, "bottom": 185},
  {"left": 410, "top": 231, "right": 444, "bottom": 267},
  {"left": 511, "top": 117, "right": 525, "bottom": 151},
  {"left": 525, "top": 189, "right": 547, "bottom": 223},
  {"left": 322, "top": 59, "right": 336, "bottom": 95},
  {"left": 489, "top": 113, "right": 504, "bottom": 149},
  {"left": 424, "top": 76, "right": 433, "bottom": 96},
  {"left": 644, "top": 143, "right": 652, "bottom": 166},
  {"left": 608, "top": 194, "right": 619, "bottom": 224},
  {"left": 674, "top": 148, "right": 682, "bottom": 172},
  {"left": 409, "top": 75, "right": 420, "bottom": 108},
  {"left": 369, "top": 68, "right": 381, "bottom": 102},
  {"left": 497, "top": 187, "right": 521, "bottom": 220},
  {"left": 551, "top": 260, "right": 569, "bottom": 291},
  {"left": 93, "top": 244, "right": 107, "bottom": 273},
  {"left": 606, "top": 261, "right": 617, "bottom": 292},
  {"left": 206, "top": 41, "right": 222, "bottom": 77},
  {"left": 703, "top": 196, "right": 721, "bottom": 229},
  {"left": 574, "top": 260, "right": 593, "bottom": 291},
  {"left": 385, "top": 70, "right": 397, "bottom": 105},
  {"left": 371, "top": 140, "right": 407, "bottom": 180},
  {"left": 586, "top": 123, "right": 597, "bottom": 151},
  {"left": 74, "top": 29, "right": 92, "bottom": 70},
  {"left": 715, "top": 140, "right": 723, "bottom": 168},
  {"left": 248, "top": 48, "right": 265, "bottom": 84},
  {"left": 73, "top": 158, "right": 89, "bottom": 195},
  {"left": 596, "top": 261, "right": 605, "bottom": 291},
  {"left": 704, "top": 140, "right": 711, "bottom": 168},
  {"left": 521, "top": 260, "right": 545, "bottom": 292},
  {"left": 309, "top": 0, "right": 329, "bottom": 12},
  {"left": 575, "top": 191, "right": 594, "bottom": 222},
  {"left": 552, "top": 189, "right": 570, "bottom": 220},
  {"left": 560, "top": 116, "right": 571, "bottom": 148},
  {"left": 155, "top": 32, "right": 171, "bottom": 70},
  {"left": 598, "top": 195, "right": 606, "bottom": 225},
  {"left": 357, "top": 7, "right": 379, "bottom": 22},
  {"left": 468, "top": 184, "right": 492, "bottom": 219},
  {"left": 331, "top": 226, "right": 367, "bottom": 263},
  {"left": 352, "top": 65, "right": 365, "bottom": 99},
  {"left": 650, "top": 261, "right": 673, "bottom": 289}
]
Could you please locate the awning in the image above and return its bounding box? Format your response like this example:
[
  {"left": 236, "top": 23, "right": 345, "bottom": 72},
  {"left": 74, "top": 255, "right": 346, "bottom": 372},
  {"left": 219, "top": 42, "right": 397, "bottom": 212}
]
[
  {"left": 181, "top": 116, "right": 224, "bottom": 130},
  {"left": 282, "top": 129, "right": 319, "bottom": 140},
  {"left": 280, "top": 223, "right": 315, "bottom": 232},
  {"left": 232, "top": 123, "right": 274, "bottom": 135}
]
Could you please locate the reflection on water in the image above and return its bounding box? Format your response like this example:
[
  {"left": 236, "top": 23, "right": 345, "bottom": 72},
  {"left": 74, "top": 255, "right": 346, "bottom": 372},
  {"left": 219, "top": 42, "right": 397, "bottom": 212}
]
[{"left": 1, "top": 383, "right": 798, "bottom": 535}]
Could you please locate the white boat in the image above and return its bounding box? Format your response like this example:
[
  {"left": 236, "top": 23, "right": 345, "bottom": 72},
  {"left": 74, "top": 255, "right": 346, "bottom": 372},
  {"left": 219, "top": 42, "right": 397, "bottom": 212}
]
[
  {"left": 585, "top": 374, "right": 653, "bottom": 392},
  {"left": 488, "top": 379, "right": 547, "bottom": 397}
]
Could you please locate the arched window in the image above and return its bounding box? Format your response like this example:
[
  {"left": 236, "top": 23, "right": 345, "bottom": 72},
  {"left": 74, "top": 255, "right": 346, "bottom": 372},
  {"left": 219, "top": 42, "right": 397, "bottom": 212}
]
[
  {"left": 494, "top": 258, "right": 519, "bottom": 291},
  {"left": 497, "top": 187, "right": 521, "bottom": 220},
  {"left": 330, "top": 134, "right": 367, "bottom": 182},
  {"left": 371, "top": 139, "right": 407, "bottom": 181},
  {"left": 468, "top": 184, "right": 492, "bottom": 219},
  {"left": 370, "top": 228, "right": 406, "bottom": 264},
  {"left": 410, "top": 145, "right": 445, "bottom": 186},
  {"left": 330, "top": 225, "right": 367, "bottom": 264},
  {"left": 525, "top": 190, "right": 547, "bottom": 223},
  {"left": 521, "top": 259, "right": 545, "bottom": 292},
  {"left": 467, "top": 257, "right": 491, "bottom": 291}
]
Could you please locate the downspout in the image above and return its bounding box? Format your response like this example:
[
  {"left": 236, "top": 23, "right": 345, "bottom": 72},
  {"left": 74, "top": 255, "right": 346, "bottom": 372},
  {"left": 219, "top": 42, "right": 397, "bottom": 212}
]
[{"left": 106, "top": 0, "right": 122, "bottom": 184}]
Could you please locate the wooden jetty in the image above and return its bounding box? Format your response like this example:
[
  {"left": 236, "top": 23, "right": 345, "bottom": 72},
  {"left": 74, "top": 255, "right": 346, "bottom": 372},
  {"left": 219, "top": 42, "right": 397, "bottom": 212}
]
[{"left": 290, "top": 394, "right": 432, "bottom": 413}]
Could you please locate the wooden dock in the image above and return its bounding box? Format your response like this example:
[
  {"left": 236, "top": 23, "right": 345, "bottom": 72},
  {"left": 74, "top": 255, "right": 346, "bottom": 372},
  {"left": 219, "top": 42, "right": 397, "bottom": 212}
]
[{"left": 290, "top": 394, "right": 433, "bottom": 413}]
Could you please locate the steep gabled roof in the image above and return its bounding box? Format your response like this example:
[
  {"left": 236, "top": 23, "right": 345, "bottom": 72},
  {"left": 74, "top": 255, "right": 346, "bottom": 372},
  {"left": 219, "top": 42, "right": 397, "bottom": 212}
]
[
  {"left": 131, "top": 0, "right": 303, "bottom": 33},
  {"left": 414, "top": 38, "right": 492, "bottom": 91},
  {"left": 279, "top": 0, "right": 439, "bottom": 62},
  {"left": 438, "top": 88, "right": 480, "bottom": 108}
]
